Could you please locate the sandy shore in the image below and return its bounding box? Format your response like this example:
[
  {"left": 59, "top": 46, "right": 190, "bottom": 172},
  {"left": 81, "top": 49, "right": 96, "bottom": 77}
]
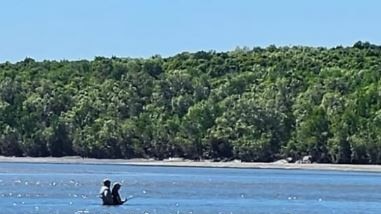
[{"left": 1, "top": 156, "right": 381, "bottom": 172}]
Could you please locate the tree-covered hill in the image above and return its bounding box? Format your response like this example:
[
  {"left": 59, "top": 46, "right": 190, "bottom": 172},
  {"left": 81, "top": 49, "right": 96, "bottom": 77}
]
[{"left": 1, "top": 41, "right": 381, "bottom": 164}]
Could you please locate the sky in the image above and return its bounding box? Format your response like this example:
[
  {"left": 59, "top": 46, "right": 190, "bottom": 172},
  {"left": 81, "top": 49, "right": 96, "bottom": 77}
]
[{"left": 0, "top": 0, "right": 380, "bottom": 62}]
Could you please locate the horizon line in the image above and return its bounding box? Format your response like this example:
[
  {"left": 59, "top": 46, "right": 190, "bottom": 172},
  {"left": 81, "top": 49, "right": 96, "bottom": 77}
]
[{"left": 1, "top": 41, "right": 379, "bottom": 64}]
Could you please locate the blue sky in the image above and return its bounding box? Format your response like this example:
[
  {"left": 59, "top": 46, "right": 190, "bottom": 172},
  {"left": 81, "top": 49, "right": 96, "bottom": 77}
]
[{"left": 0, "top": 0, "right": 380, "bottom": 62}]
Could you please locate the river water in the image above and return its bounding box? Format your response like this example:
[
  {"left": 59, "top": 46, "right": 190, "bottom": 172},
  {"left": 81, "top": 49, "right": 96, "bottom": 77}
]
[{"left": 0, "top": 162, "right": 380, "bottom": 214}]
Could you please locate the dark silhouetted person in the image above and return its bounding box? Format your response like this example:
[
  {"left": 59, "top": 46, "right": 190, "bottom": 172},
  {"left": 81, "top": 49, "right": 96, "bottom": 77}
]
[
  {"left": 111, "top": 182, "right": 127, "bottom": 205},
  {"left": 99, "top": 179, "right": 113, "bottom": 205}
]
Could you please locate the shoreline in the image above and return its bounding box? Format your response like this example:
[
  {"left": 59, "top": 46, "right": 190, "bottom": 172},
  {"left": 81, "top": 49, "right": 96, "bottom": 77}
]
[{"left": 1, "top": 156, "right": 381, "bottom": 172}]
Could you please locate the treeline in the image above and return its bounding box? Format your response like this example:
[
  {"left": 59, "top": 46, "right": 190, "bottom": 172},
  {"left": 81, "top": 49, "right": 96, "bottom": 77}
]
[{"left": 1, "top": 41, "right": 381, "bottom": 164}]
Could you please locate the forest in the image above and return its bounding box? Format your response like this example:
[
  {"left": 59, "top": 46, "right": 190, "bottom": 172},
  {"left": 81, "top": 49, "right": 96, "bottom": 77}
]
[{"left": 0, "top": 41, "right": 380, "bottom": 164}]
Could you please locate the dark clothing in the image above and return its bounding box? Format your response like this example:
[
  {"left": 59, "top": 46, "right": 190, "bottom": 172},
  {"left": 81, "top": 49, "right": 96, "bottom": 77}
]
[
  {"left": 112, "top": 187, "right": 126, "bottom": 205},
  {"left": 112, "top": 191, "right": 124, "bottom": 205},
  {"left": 99, "top": 186, "right": 113, "bottom": 205}
]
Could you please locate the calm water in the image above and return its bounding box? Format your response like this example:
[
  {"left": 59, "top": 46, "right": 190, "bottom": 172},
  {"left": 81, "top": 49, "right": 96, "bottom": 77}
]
[{"left": 0, "top": 162, "right": 381, "bottom": 214}]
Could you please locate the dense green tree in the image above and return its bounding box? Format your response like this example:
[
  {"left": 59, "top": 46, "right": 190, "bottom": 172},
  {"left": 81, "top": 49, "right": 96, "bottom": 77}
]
[{"left": 0, "top": 42, "right": 381, "bottom": 163}]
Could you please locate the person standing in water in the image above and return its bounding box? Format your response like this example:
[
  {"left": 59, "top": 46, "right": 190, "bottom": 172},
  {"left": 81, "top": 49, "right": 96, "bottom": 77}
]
[
  {"left": 111, "top": 182, "right": 127, "bottom": 205},
  {"left": 99, "top": 179, "right": 113, "bottom": 205}
]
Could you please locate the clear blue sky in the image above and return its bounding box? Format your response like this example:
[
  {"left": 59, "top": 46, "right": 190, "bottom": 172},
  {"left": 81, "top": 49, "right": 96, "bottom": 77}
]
[{"left": 1, "top": 0, "right": 380, "bottom": 62}]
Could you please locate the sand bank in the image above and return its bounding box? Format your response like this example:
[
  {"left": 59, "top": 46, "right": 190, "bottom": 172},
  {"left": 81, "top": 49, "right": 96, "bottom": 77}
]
[{"left": 1, "top": 156, "right": 381, "bottom": 172}]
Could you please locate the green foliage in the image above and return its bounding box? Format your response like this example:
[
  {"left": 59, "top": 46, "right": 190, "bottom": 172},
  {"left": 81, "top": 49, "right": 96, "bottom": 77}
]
[{"left": 1, "top": 42, "right": 381, "bottom": 163}]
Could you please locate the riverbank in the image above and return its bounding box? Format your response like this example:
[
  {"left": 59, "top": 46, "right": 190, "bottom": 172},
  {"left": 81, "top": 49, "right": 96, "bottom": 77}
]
[{"left": 1, "top": 156, "right": 381, "bottom": 172}]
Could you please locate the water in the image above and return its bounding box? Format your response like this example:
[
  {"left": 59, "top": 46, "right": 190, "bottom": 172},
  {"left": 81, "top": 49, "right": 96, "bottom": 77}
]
[{"left": 0, "top": 162, "right": 381, "bottom": 214}]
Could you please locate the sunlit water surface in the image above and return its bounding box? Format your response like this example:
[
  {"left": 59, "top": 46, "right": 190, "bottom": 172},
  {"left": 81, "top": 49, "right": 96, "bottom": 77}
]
[{"left": 0, "top": 162, "right": 381, "bottom": 214}]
